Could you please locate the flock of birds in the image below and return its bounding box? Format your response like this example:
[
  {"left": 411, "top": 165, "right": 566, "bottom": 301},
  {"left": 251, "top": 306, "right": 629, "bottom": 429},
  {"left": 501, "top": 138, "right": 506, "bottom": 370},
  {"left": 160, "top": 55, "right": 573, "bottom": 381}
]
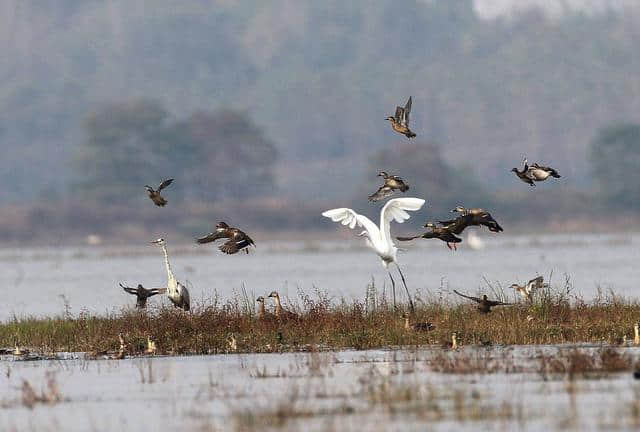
[{"left": 121, "top": 96, "right": 561, "bottom": 323}]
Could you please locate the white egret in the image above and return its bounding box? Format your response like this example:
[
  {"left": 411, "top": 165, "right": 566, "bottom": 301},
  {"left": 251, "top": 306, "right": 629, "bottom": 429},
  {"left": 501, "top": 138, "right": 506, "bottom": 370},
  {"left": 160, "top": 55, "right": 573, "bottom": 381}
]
[
  {"left": 322, "top": 197, "right": 425, "bottom": 312},
  {"left": 151, "top": 238, "right": 190, "bottom": 311}
]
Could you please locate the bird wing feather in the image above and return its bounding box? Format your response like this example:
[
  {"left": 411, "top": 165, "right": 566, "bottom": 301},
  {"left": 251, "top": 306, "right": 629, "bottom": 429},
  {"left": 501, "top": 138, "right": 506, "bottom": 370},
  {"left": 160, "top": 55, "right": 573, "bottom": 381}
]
[
  {"left": 196, "top": 230, "right": 229, "bottom": 244},
  {"left": 394, "top": 106, "right": 404, "bottom": 123},
  {"left": 158, "top": 178, "right": 174, "bottom": 191},
  {"left": 453, "top": 289, "right": 482, "bottom": 303},
  {"left": 368, "top": 186, "right": 394, "bottom": 202},
  {"left": 380, "top": 198, "right": 425, "bottom": 244},
  {"left": 322, "top": 208, "right": 381, "bottom": 246},
  {"left": 402, "top": 96, "right": 412, "bottom": 126}
]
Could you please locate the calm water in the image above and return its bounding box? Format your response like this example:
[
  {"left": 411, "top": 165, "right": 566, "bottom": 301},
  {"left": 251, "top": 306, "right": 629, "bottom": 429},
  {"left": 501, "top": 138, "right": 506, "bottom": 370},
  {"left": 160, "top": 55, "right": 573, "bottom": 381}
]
[
  {"left": 0, "top": 232, "right": 637, "bottom": 320},
  {"left": 2, "top": 346, "right": 640, "bottom": 431}
]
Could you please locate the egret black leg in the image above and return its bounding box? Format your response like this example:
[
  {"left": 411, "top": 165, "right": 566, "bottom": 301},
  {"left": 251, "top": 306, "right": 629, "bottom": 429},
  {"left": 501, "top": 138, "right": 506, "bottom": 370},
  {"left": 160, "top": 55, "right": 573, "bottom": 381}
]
[
  {"left": 388, "top": 272, "right": 397, "bottom": 310},
  {"left": 395, "top": 263, "right": 415, "bottom": 314}
]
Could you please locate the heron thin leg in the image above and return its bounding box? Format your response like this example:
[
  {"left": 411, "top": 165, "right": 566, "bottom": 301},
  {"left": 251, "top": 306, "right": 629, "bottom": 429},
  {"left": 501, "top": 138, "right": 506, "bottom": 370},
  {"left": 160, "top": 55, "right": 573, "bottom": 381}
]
[
  {"left": 388, "top": 272, "right": 397, "bottom": 310},
  {"left": 395, "top": 263, "right": 415, "bottom": 314}
]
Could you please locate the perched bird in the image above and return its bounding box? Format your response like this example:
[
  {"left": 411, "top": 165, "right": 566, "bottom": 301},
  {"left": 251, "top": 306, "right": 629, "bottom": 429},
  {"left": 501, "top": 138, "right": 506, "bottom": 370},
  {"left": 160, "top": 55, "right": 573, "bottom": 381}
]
[
  {"left": 368, "top": 171, "right": 410, "bottom": 202},
  {"left": 145, "top": 335, "right": 157, "bottom": 355},
  {"left": 116, "top": 333, "right": 126, "bottom": 360},
  {"left": 634, "top": 323, "right": 640, "bottom": 346},
  {"left": 453, "top": 290, "right": 513, "bottom": 314},
  {"left": 510, "top": 276, "right": 548, "bottom": 302},
  {"left": 322, "top": 197, "right": 425, "bottom": 313},
  {"left": 145, "top": 179, "right": 174, "bottom": 206},
  {"left": 385, "top": 96, "right": 416, "bottom": 138},
  {"left": 256, "top": 296, "right": 273, "bottom": 320},
  {"left": 268, "top": 291, "right": 299, "bottom": 320},
  {"left": 196, "top": 222, "right": 255, "bottom": 255},
  {"left": 397, "top": 222, "right": 462, "bottom": 250},
  {"left": 442, "top": 333, "right": 458, "bottom": 350},
  {"left": 119, "top": 283, "right": 166, "bottom": 309},
  {"left": 151, "top": 238, "right": 190, "bottom": 311},
  {"left": 403, "top": 312, "right": 434, "bottom": 332}
]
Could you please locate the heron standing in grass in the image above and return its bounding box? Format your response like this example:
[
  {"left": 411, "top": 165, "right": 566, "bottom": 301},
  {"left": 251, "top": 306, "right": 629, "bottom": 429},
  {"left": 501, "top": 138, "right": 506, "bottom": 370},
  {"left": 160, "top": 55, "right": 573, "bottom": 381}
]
[
  {"left": 322, "top": 197, "right": 425, "bottom": 313},
  {"left": 151, "top": 238, "right": 190, "bottom": 311}
]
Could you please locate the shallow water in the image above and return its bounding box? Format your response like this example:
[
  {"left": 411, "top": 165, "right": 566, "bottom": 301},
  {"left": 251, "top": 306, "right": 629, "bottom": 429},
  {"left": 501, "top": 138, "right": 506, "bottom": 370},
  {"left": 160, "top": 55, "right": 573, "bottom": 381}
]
[
  {"left": 0, "top": 232, "right": 638, "bottom": 320},
  {"left": 2, "top": 346, "right": 640, "bottom": 431}
]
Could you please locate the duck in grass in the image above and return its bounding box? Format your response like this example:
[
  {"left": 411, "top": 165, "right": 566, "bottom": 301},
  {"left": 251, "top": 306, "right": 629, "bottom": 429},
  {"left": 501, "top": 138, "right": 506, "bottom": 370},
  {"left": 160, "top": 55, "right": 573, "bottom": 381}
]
[
  {"left": 397, "top": 222, "right": 462, "bottom": 250},
  {"left": 119, "top": 283, "right": 166, "bottom": 309},
  {"left": 196, "top": 222, "right": 255, "bottom": 255},
  {"left": 453, "top": 290, "right": 513, "bottom": 314},
  {"left": 145, "top": 179, "right": 174, "bottom": 206},
  {"left": 403, "top": 312, "right": 434, "bottom": 332},
  {"left": 256, "top": 296, "right": 274, "bottom": 320},
  {"left": 441, "top": 332, "right": 458, "bottom": 350},
  {"left": 368, "top": 171, "right": 410, "bottom": 202},
  {"left": 385, "top": 96, "right": 416, "bottom": 138},
  {"left": 268, "top": 291, "right": 299, "bottom": 321},
  {"left": 510, "top": 276, "right": 548, "bottom": 302}
]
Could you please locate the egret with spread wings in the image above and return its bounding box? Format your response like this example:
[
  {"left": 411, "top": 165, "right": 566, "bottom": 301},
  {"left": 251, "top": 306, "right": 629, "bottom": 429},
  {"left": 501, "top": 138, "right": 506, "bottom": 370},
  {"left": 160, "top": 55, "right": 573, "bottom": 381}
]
[
  {"left": 322, "top": 197, "right": 425, "bottom": 312},
  {"left": 196, "top": 222, "right": 255, "bottom": 255}
]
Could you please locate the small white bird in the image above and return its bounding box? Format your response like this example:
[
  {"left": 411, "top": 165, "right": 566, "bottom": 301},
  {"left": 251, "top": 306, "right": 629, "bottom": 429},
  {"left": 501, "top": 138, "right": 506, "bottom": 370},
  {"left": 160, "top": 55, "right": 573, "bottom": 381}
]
[{"left": 322, "top": 197, "right": 425, "bottom": 312}]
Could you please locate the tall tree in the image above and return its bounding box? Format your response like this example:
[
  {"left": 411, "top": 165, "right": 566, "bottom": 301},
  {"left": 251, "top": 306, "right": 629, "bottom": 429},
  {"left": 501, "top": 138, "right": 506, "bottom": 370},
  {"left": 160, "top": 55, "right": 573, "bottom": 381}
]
[{"left": 590, "top": 124, "right": 640, "bottom": 208}]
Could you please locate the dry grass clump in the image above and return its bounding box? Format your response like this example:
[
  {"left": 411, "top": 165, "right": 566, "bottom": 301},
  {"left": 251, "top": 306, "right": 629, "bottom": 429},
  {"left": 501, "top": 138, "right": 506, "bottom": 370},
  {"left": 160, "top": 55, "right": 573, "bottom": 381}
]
[{"left": 2, "top": 282, "right": 640, "bottom": 355}]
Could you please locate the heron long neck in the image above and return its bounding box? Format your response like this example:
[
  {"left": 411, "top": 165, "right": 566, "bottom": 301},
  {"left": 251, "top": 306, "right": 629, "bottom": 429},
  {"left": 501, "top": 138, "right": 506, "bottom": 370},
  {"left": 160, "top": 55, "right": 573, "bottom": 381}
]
[
  {"left": 161, "top": 244, "right": 177, "bottom": 288},
  {"left": 258, "top": 302, "right": 265, "bottom": 317}
]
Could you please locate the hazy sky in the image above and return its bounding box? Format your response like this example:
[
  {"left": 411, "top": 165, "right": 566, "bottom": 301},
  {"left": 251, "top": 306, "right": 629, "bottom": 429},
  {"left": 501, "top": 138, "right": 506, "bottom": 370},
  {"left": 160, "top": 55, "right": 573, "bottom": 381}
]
[{"left": 474, "top": 0, "right": 638, "bottom": 19}]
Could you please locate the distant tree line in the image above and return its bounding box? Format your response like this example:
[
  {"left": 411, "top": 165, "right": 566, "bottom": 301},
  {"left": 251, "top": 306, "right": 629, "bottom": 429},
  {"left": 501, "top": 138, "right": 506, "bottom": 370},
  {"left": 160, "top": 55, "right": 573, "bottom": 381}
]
[{"left": 72, "top": 99, "right": 278, "bottom": 204}]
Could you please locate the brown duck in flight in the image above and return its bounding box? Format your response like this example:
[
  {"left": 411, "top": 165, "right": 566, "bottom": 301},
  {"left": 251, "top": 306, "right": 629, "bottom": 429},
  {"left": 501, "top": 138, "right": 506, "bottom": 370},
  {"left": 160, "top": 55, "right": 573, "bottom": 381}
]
[
  {"left": 438, "top": 206, "right": 504, "bottom": 234},
  {"left": 397, "top": 222, "right": 462, "bottom": 250},
  {"left": 386, "top": 96, "right": 416, "bottom": 138},
  {"left": 196, "top": 222, "right": 255, "bottom": 254},
  {"left": 145, "top": 179, "right": 174, "bottom": 206},
  {"left": 368, "top": 171, "right": 410, "bottom": 201},
  {"left": 512, "top": 158, "right": 561, "bottom": 187},
  {"left": 453, "top": 290, "right": 513, "bottom": 314},
  {"left": 120, "top": 283, "right": 166, "bottom": 309}
]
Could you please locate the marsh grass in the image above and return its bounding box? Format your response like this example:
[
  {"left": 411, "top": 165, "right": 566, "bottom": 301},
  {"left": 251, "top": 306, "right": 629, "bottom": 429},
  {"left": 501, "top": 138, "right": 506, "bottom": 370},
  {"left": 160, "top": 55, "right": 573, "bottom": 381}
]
[{"left": 2, "top": 282, "right": 640, "bottom": 355}]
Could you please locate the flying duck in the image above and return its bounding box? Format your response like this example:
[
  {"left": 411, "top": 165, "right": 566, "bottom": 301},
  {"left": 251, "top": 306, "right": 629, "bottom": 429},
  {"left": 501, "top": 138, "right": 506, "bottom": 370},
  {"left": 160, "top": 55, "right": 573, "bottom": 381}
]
[
  {"left": 145, "top": 179, "right": 174, "bottom": 206},
  {"left": 385, "top": 96, "right": 416, "bottom": 138},
  {"left": 397, "top": 222, "right": 462, "bottom": 250},
  {"left": 453, "top": 290, "right": 513, "bottom": 314},
  {"left": 403, "top": 312, "right": 434, "bottom": 332},
  {"left": 369, "top": 171, "right": 410, "bottom": 202},
  {"left": 268, "top": 291, "right": 299, "bottom": 320},
  {"left": 120, "top": 283, "right": 166, "bottom": 309},
  {"left": 438, "top": 208, "right": 503, "bottom": 235},
  {"left": 510, "top": 276, "right": 548, "bottom": 302},
  {"left": 196, "top": 222, "right": 255, "bottom": 255},
  {"left": 512, "top": 158, "right": 561, "bottom": 186}
]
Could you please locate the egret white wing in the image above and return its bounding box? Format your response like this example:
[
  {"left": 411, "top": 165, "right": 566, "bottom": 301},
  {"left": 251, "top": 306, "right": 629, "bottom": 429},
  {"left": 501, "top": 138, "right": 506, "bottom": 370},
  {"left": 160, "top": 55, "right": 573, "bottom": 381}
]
[
  {"left": 322, "top": 208, "right": 380, "bottom": 241},
  {"left": 380, "top": 198, "right": 426, "bottom": 243}
]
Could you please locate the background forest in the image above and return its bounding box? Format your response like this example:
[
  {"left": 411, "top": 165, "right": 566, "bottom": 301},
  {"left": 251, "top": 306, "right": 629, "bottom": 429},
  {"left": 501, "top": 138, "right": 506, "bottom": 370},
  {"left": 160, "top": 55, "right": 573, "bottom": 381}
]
[{"left": 1, "top": 0, "right": 640, "bottom": 242}]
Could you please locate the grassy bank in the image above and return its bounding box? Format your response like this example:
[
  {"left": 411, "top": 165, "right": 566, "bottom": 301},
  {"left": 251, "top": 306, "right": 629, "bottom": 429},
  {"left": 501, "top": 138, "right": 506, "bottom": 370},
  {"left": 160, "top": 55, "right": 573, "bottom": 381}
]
[{"left": 2, "top": 286, "right": 639, "bottom": 356}]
